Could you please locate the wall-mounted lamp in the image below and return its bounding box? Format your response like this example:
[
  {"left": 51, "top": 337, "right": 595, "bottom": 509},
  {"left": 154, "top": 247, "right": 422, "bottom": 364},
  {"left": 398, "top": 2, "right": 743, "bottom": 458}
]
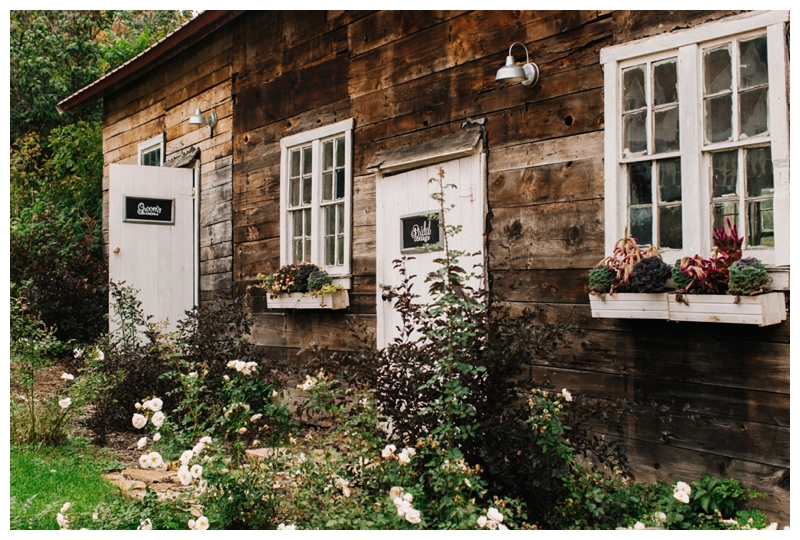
[
  {"left": 188, "top": 100, "right": 218, "bottom": 137},
  {"left": 495, "top": 42, "right": 539, "bottom": 87}
]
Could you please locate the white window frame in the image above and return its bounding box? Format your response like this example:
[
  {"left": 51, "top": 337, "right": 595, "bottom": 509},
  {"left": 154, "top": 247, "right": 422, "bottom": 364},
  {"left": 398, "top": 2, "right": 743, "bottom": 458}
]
[
  {"left": 601, "top": 11, "right": 789, "bottom": 269},
  {"left": 138, "top": 133, "right": 165, "bottom": 167},
  {"left": 279, "top": 118, "right": 354, "bottom": 285}
]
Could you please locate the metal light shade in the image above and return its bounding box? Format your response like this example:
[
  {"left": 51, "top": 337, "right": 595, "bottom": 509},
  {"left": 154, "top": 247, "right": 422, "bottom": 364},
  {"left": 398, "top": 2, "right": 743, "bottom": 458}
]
[
  {"left": 189, "top": 108, "right": 206, "bottom": 125},
  {"left": 495, "top": 42, "right": 539, "bottom": 87},
  {"left": 188, "top": 108, "right": 218, "bottom": 132}
]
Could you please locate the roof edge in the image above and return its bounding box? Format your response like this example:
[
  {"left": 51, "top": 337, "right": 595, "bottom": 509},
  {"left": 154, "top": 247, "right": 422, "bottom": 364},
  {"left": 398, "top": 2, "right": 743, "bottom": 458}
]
[{"left": 57, "top": 10, "right": 238, "bottom": 115}]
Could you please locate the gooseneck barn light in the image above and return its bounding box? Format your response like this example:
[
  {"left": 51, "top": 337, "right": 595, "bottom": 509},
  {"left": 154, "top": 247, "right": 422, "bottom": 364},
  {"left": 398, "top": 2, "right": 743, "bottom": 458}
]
[
  {"left": 188, "top": 99, "right": 218, "bottom": 136},
  {"left": 495, "top": 42, "right": 539, "bottom": 87}
]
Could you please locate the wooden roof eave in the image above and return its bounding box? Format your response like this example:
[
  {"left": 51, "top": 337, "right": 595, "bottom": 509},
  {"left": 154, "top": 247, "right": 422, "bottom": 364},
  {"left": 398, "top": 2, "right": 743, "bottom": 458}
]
[{"left": 56, "top": 10, "right": 243, "bottom": 115}]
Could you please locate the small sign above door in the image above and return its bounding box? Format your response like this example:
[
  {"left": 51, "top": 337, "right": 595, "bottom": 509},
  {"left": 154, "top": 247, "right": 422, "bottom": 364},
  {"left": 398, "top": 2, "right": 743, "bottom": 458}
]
[
  {"left": 401, "top": 211, "right": 441, "bottom": 253},
  {"left": 123, "top": 196, "right": 175, "bottom": 224}
]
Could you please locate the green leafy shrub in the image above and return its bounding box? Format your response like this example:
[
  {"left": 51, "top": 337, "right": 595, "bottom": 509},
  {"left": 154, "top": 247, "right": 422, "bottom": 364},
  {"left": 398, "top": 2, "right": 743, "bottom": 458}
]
[{"left": 727, "top": 257, "right": 771, "bottom": 295}]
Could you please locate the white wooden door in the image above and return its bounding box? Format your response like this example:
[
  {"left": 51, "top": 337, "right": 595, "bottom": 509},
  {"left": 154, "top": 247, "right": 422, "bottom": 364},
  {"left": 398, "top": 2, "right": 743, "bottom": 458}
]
[
  {"left": 376, "top": 152, "right": 486, "bottom": 349},
  {"left": 109, "top": 164, "right": 195, "bottom": 333}
]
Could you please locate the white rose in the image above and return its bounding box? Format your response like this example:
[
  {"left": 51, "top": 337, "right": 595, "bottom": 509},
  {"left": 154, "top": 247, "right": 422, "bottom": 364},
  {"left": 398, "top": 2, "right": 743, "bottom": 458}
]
[
  {"left": 277, "top": 524, "right": 296, "bottom": 530},
  {"left": 57, "top": 513, "right": 68, "bottom": 529},
  {"left": 95, "top": 348, "right": 104, "bottom": 361},
  {"left": 250, "top": 413, "right": 263, "bottom": 422},
  {"left": 381, "top": 444, "right": 396, "bottom": 458},
  {"left": 188, "top": 519, "right": 196, "bottom": 530},
  {"left": 139, "top": 454, "right": 149, "bottom": 469},
  {"left": 177, "top": 465, "right": 193, "bottom": 486},
  {"left": 477, "top": 515, "right": 487, "bottom": 528},
  {"left": 487, "top": 507, "right": 504, "bottom": 523},
  {"left": 673, "top": 490, "right": 690, "bottom": 504},
  {"left": 655, "top": 512, "right": 666, "bottom": 521},
  {"left": 199, "top": 436, "right": 212, "bottom": 444},
  {"left": 397, "top": 450, "right": 411, "bottom": 465},
  {"left": 188, "top": 372, "right": 197, "bottom": 378},
  {"left": 404, "top": 508, "right": 422, "bottom": 525},
  {"left": 195, "top": 516, "right": 209, "bottom": 530},
  {"left": 61, "top": 373, "right": 74, "bottom": 380},
  {"left": 151, "top": 411, "right": 165, "bottom": 428},
  {"left": 180, "top": 450, "right": 194, "bottom": 466},
  {"left": 562, "top": 388, "right": 573, "bottom": 402},
  {"left": 137, "top": 437, "right": 148, "bottom": 450},
  {"left": 193, "top": 442, "right": 206, "bottom": 455},
  {"left": 634, "top": 521, "right": 645, "bottom": 530},
  {"left": 147, "top": 452, "right": 163, "bottom": 469},
  {"left": 190, "top": 464, "right": 203, "bottom": 479},
  {"left": 226, "top": 360, "right": 237, "bottom": 369},
  {"left": 134, "top": 402, "right": 142, "bottom": 410},
  {"left": 237, "top": 427, "right": 247, "bottom": 434},
  {"left": 58, "top": 397, "right": 72, "bottom": 409},
  {"left": 60, "top": 502, "right": 71, "bottom": 513},
  {"left": 153, "top": 432, "right": 161, "bottom": 442},
  {"left": 675, "top": 481, "right": 691, "bottom": 495},
  {"left": 137, "top": 518, "right": 152, "bottom": 530},
  {"left": 498, "top": 524, "right": 508, "bottom": 530},
  {"left": 403, "top": 492, "right": 413, "bottom": 503},
  {"left": 223, "top": 374, "right": 230, "bottom": 381},
  {"left": 405, "top": 447, "right": 416, "bottom": 456},
  {"left": 389, "top": 486, "right": 402, "bottom": 499},
  {"left": 73, "top": 348, "right": 83, "bottom": 359},
  {"left": 148, "top": 397, "right": 163, "bottom": 412}
]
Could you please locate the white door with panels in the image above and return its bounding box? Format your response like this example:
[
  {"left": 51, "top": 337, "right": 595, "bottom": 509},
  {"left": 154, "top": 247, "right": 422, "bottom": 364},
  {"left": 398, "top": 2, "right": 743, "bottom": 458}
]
[
  {"left": 109, "top": 164, "right": 195, "bottom": 332},
  {"left": 375, "top": 151, "right": 486, "bottom": 350}
]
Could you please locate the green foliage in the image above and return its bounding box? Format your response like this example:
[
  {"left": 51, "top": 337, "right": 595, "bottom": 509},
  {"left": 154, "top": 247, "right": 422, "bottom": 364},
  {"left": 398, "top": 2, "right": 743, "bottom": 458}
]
[
  {"left": 727, "top": 257, "right": 771, "bottom": 296},
  {"left": 10, "top": 439, "right": 127, "bottom": 530},
  {"left": 307, "top": 268, "right": 333, "bottom": 291},
  {"left": 588, "top": 266, "right": 616, "bottom": 293},
  {"left": 631, "top": 256, "right": 672, "bottom": 293}
]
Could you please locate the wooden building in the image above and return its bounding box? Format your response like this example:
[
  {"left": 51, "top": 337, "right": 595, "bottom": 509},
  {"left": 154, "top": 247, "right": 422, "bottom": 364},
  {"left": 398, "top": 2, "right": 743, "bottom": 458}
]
[{"left": 58, "top": 10, "right": 790, "bottom": 524}]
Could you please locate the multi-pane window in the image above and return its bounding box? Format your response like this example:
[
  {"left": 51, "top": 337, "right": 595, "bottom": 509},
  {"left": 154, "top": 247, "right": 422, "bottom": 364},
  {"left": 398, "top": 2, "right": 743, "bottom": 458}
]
[
  {"left": 621, "top": 58, "right": 682, "bottom": 249},
  {"left": 704, "top": 35, "right": 774, "bottom": 248},
  {"left": 280, "top": 119, "right": 353, "bottom": 278},
  {"left": 138, "top": 134, "right": 164, "bottom": 167},
  {"left": 601, "top": 11, "right": 789, "bottom": 267}
]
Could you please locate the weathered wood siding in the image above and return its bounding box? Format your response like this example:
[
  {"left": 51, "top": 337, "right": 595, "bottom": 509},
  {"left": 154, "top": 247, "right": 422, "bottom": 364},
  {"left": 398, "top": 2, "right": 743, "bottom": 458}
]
[
  {"left": 102, "top": 23, "right": 236, "bottom": 302},
  {"left": 100, "top": 10, "right": 788, "bottom": 524}
]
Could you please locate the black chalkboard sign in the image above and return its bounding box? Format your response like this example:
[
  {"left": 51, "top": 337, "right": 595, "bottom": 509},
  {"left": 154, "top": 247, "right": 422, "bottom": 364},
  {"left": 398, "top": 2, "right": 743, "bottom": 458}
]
[
  {"left": 124, "top": 196, "right": 175, "bottom": 224},
  {"left": 401, "top": 212, "right": 441, "bottom": 253}
]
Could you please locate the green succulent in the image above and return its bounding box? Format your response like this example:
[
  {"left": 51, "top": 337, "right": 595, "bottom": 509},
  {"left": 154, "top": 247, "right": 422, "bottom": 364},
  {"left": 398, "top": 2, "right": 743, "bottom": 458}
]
[
  {"left": 727, "top": 257, "right": 770, "bottom": 296},
  {"left": 588, "top": 266, "right": 616, "bottom": 294},
  {"left": 307, "top": 269, "right": 332, "bottom": 291}
]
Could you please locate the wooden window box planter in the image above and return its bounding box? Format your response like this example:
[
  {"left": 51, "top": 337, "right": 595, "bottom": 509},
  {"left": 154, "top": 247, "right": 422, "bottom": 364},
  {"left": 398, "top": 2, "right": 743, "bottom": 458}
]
[
  {"left": 266, "top": 290, "right": 349, "bottom": 310},
  {"left": 667, "top": 292, "right": 786, "bottom": 327},
  {"left": 589, "top": 291, "right": 786, "bottom": 326},
  {"left": 589, "top": 293, "right": 669, "bottom": 320}
]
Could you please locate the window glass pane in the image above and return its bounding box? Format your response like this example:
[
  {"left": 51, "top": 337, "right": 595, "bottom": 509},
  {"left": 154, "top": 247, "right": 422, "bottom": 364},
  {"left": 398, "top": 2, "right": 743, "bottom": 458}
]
[
  {"left": 704, "top": 46, "right": 732, "bottom": 95},
  {"left": 290, "top": 178, "right": 300, "bottom": 207},
  {"left": 323, "top": 140, "right": 333, "bottom": 170},
  {"left": 712, "top": 151, "right": 738, "bottom": 198},
  {"left": 325, "top": 237, "right": 334, "bottom": 266},
  {"left": 739, "top": 36, "right": 768, "bottom": 89},
  {"left": 622, "top": 66, "right": 646, "bottom": 111},
  {"left": 739, "top": 87, "right": 769, "bottom": 138},
  {"left": 322, "top": 172, "right": 333, "bottom": 201},
  {"left": 302, "top": 146, "right": 312, "bottom": 175},
  {"left": 335, "top": 169, "right": 345, "bottom": 200},
  {"left": 659, "top": 205, "right": 683, "bottom": 249},
  {"left": 746, "top": 147, "right": 774, "bottom": 197},
  {"left": 628, "top": 162, "right": 652, "bottom": 205},
  {"left": 654, "top": 106, "right": 680, "bottom": 153},
  {"left": 291, "top": 150, "right": 300, "bottom": 177},
  {"left": 304, "top": 239, "right": 311, "bottom": 261},
  {"left": 325, "top": 205, "right": 335, "bottom": 235},
  {"left": 747, "top": 199, "right": 774, "bottom": 247},
  {"left": 337, "top": 203, "right": 344, "bottom": 234},
  {"left": 293, "top": 240, "right": 303, "bottom": 264},
  {"left": 336, "top": 136, "right": 345, "bottom": 167},
  {"left": 658, "top": 158, "right": 682, "bottom": 203},
  {"left": 630, "top": 207, "right": 653, "bottom": 246},
  {"left": 712, "top": 201, "right": 738, "bottom": 234},
  {"left": 337, "top": 236, "right": 344, "bottom": 266},
  {"left": 304, "top": 208, "right": 311, "bottom": 236},
  {"left": 705, "top": 95, "right": 732, "bottom": 143},
  {"left": 653, "top": 60, "right": 678, "bottom": 106},
  {"left": 292, "top": 211, "right": 303, "bottom": 237},
  {"left": 623, "top": 112, "right": 647, "bottom": 155},
  {"left": 302, "top": 175, "right": 312, "bottom": 205}
]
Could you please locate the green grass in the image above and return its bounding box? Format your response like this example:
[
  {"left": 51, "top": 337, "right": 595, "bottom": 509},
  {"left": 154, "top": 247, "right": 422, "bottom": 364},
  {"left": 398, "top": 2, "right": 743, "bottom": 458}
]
[{"left": 10, "top": 438, "right": 128, "bottom": 530}]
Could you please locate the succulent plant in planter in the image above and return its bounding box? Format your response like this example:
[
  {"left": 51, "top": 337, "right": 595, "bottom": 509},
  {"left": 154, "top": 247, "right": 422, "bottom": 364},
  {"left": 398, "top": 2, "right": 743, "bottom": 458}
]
[
  {"left": 630, "top": 256, "right": 672, "bottom": 293},
  {"left": 588, "top": 266, "right": 616, "bottom": 294},
  {"left": 296, "top": 262, "right": 318, "bottom": 293},
  {"left": 307, "top": 268, "right": 333, "bottom": 292},
  {"left": 728, "top": 257, "right": 771, "bottom": 296},
  {"left": 672, "top": 220, "right": 744, "bottom": 295}
]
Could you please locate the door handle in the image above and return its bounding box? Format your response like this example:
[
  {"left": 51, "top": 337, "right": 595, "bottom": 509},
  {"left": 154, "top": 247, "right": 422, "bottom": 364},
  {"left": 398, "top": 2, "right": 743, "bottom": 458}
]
[
  {"left": 381, "top": 291, "right": 391, "bottom": 301},
  {"left": 113, "top": 247, "right": 121, "bottom": 253}
]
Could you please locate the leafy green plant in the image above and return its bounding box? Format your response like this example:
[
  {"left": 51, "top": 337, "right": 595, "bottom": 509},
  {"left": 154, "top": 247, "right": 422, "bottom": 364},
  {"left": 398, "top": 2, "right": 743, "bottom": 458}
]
[
  {"left": 588, "top": 266, "right": 616, "bottom": 294},
  {"left": 727, "top": 257, "right": 771, "bottom": 295}
]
